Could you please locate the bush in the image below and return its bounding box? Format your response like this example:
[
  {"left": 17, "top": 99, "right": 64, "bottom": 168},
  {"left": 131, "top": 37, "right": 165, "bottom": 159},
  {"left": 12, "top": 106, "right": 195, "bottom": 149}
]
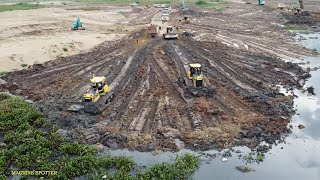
[
  {"left": 0, "top": 95, "right": 200, "bottom": 179},
  {"left": 196, "top": 1, "right": 208, "bottom": 5}
]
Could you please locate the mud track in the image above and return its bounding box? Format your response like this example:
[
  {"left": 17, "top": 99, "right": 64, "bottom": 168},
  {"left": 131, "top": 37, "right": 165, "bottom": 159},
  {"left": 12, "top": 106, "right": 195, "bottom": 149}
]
[{"left": 0, "top": 27, "right": 310, "bottom": 151}]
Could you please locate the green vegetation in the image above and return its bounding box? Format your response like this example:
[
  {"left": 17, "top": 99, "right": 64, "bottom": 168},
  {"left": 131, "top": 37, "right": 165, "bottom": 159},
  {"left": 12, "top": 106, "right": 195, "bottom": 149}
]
[
  {"left": 235, "top": 166, "right": 255, "bottom": 173},
  {"left": 244, "top": 152, "right": 265, "bottom": 163},
  {"left": 0, "top": 71, "right": 7, "bottom": 77},
  {"left": 62, "top": 47, "right": 68, "bottom": 52},
  {"left": 284, "top": 25, "right": 306, "bottom": 31},
  {"left": 0, "top": 3, "right": 43, "bottom": 13},
  {"left": 21, "top": 64, "right": 28, "bottom": 68},
  {"left": 194, "top": 0, "right": 227, "bottom": 10},
  {"left": 0, "top": 94, "right": 199, "bottom": 179},
  {"left": 256, "top": 152, "right": 265, "bottom": 162}
]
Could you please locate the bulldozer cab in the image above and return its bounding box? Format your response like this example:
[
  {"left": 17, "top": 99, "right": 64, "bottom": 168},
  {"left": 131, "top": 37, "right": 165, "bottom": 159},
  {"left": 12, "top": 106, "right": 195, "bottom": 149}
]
[
  {"left": 189, "top": 63, "right": 202, "bottom": 77},
  {"left": 90, "top": 76, "right": 109, "bottom": 95},
  {"left": 188, "top": 63, "right": 204, "bottom": 87},
  {"left": 166, "top": 26, "right": 174, "bottom": 33},
  {"left": 90, "top": 76, "right": 105, "bottom": 90}
]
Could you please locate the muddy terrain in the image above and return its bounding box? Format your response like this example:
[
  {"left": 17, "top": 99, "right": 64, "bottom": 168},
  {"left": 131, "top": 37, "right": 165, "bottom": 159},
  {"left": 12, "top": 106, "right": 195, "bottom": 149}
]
[{"left": 1, "top": 1, "right": 319, "bottom": 152}]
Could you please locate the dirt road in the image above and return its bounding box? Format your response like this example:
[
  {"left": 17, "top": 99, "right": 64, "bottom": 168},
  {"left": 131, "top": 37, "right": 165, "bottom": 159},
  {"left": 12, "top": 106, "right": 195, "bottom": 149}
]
[{"left": 1, "top": 1, "right": 319, "bottom": 152}]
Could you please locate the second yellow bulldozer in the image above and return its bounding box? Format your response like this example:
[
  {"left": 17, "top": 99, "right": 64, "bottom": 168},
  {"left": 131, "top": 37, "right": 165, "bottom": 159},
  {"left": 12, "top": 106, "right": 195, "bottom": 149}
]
[
  {"left": 179, "top": 63, "right": 214, "bottom": 97},
  {"left": 187, "top": 63, "right": 204, "bottom": 88},
  {"left": 179, "top": 16, "right": 191, "bottom": 24}
]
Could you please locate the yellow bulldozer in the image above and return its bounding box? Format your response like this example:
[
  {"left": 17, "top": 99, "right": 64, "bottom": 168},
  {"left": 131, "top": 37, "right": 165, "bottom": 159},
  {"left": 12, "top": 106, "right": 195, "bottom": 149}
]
[
  {"left": 68, "top": 76, "right": 114, "bottom": 113},
  {"left": 83, "top": 76, "right": 110, "bottom": 103},
  {"left": 187, "top": 63, "right": 204, "bottom": 88},
  {"left": 179, "top": 63, "right": 214, "bottom": 97},
  {"left": 179, "top": 16, "right": 191, "bottom": 24}
]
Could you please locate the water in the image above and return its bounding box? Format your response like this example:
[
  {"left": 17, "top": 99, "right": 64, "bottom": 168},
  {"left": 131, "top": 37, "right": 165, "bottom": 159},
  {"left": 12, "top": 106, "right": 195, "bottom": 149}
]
[{"left": 107, "top": 32, "right": 320, "bottom": 180}]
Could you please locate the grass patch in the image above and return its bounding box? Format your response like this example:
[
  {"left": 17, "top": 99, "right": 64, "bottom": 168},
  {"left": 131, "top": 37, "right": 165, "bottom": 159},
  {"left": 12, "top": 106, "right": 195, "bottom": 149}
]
[
  {"left": 0, "top": 71, "right": 7, "bottom": 77},
  {"left": 193, "top": 0, "right": 227, "bottom": 10},
  {"left": 0, "top": 94, "right": 199, "bottom": 179},
  {"left": 62, "top": 47, "right": 68, "bottom": 52},
  {"left": 244, "top": 152, "right": 265, "bottom": 163},
  {"left": 0, "top": 3, "right": 43, "bottom": 13},
  {"left": 20, "top": 64, "right": 28, "bottom": 68},
  {"left": 284, "top": 25, "right": 306, "bottom": 31}
]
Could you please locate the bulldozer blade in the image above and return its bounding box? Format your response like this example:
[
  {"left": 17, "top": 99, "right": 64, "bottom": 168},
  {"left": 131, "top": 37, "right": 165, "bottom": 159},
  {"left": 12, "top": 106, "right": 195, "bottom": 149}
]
[
  {"left": 186, "top": 87, "right": 215, "bottom": 97},
  {"left": 84, "top": 103, "right": 101, "bottom": 115}
]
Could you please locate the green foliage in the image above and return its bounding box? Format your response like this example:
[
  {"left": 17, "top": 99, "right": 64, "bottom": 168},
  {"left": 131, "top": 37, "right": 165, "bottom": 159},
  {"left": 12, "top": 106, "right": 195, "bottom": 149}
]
[
  {"left": 193, "top": 0, "right": 226, "bottom": 9},
  {"left": 62, "top": 48, "right": 68, "bottom": 52},
  {"left": 0, "top": 95, "right": 200, "bottom": 179},
  {"left": 137, "top": 154, "right": 199, "bottom": 179},
  {"left": 256, "top": 152, "right": 265, "bottom": 162},
  {"left": 244, "top": 152, "right": 265, "bottom": 163},
  {"left": 21, "top": 64, "right": 28, "bottom": 68},
  {"left": 196, "top": 0, "right": 208, "bottom": 5},
  {"left": 0, "top": 3, "right": 42, "bottom": 13},
  {"left": 62, "top": 154, "right": 99, "bottom": 177},
  {"left": 60, "top": 143, "right": 97, "bottom": 156},
  {"left": 284, "top": 25, "right": 306, "bottom": 31},
  {"left": 0, "top": 71, "right": 7, "bottom": 77}
]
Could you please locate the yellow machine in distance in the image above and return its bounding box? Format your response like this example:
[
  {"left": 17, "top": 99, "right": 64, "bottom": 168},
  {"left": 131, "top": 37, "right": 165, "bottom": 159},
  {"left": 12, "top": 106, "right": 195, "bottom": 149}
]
[
  {"left": 83, "top": 76, "right": 110, "bottom": 103},
  {"left": 179, "top": 16, "right": 191, "bottom": 24},
  {"left": 187, "top": 63, "right": 204, "bottom": 88}
]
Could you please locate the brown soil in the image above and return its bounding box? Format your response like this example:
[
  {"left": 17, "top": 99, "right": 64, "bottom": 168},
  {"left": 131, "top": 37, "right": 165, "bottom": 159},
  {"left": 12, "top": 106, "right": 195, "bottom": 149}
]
[{"left": 1, "top": 1, "right": 318, "bottom": 152}]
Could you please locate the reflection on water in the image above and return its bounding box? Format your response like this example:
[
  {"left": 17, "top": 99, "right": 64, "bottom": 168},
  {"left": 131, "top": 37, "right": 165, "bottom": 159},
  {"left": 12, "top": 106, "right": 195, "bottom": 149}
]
[{"left": 107, "top": 32, "right": 320, "bottom": 180}]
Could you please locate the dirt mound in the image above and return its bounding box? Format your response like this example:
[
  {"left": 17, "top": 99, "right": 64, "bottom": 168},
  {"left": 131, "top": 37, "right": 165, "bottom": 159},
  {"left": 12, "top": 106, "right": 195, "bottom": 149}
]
[{"left": 282, "top": 12, "right": 320, "bottom": 27}]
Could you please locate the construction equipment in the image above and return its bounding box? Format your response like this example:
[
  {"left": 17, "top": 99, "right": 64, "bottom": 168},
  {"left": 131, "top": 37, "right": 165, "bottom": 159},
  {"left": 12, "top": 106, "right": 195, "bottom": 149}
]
[
  {"left": 83, "top": 76, "right": 109, "bottom": 102},
  {"left": 68, "top": 76, "right": 114, "bottom": 113},
  {"left": 291, "top": 4, "right": 304, "bottom": 14},
  {"left": 258, "top": 0, "right": 265, "bottom": 6},
  {"left": 163, "top": 7, "right": 170, "bottom": 13},
  {"left": 187, "top": 63, "right": 204, "bottom": 88},
  {"left": 181, "top": 0, "right": 188, "bottom": 11},
  {"left": 147, "top": 24, "right": 159, "bottom": 38},
  {"left": 161, "top": 13, "right": 169, "bottom": 22},
  {"left": 82, "top": 76, "right": 110, "bottom": 103},
  {"left": 163, "top": 26, "right": 178, "bottom": 39},
  {"left": 178, "top": 63, "right": 214, "bottom": 97},
  {"left": 179, "top": 16, "right": 191, "bottom": 24},
  {"left": 71, "top": 17, "right": 85, "bottom": 30}
]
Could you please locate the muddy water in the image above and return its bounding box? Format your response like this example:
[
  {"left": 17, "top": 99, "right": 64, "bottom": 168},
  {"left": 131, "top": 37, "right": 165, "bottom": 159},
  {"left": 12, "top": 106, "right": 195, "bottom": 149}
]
[{"left": 107, "top": 32, "right": 320, "bottom": 180}]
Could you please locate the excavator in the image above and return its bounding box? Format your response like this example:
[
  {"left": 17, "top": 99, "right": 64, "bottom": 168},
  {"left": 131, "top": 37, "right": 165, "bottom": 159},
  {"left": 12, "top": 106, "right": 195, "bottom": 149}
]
[
  {"left": 258, "top": 0, "right": 265, "bottom": 5},
  {"left": 71, "top": 17, "right": 85, "bottom": 30},
  {"left": 181, "top": 0, "right": 188, "bottom": 11}
]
